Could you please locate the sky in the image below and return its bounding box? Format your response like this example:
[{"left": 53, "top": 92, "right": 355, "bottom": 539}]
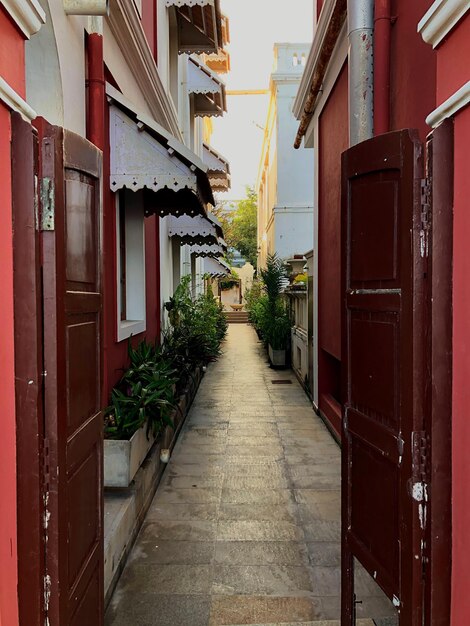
[{"left": 210, "top": 0, "right": 314, "bottom": 203}]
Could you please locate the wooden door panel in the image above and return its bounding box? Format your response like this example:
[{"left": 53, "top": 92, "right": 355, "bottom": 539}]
[
  {"left": 341, "top": 129, "right": 426, "bottom": 625},
  {"left": 350, "top": 312, "right": 397, "bottom": 425},
  {"left": 349, "top": 174, "right": 399, "bottom": 285},
  {"left": 36, "top": 120, "right": 104, "bottom": 626},
  {"left": 11, "top": 113, "right": 45, "bottom": 626},
  {"left": 65, "top": 172, "right": 96, "bottom": 286},
  {"left": 67, "top": 319, "right": 99, "bottom": 434}
]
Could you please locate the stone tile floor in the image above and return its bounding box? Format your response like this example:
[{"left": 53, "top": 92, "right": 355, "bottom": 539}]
[{"left": 105, "top": 325, "right": 395, "bottom": 626}]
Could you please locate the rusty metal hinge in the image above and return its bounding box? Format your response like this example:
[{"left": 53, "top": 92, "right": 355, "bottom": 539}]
[
  {"left": 420, "top": 177, "right": 431, "bottom": 258},
  {"left": 412, "top": 430, "right": 429, "bottom": 484},
  {"left": 40, "top": 177, "right": 55, "bottom": 231}
]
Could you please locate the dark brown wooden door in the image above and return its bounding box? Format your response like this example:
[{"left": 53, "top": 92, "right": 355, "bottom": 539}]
[
  {"left": 36, "top": 119, "right": 104, "bottom": 626},
  {"left": 341, "top": 130, "right": 428, "bottom": 625},
  {"left": 12, "top": 113, "right": 45, "bottom": 626}
]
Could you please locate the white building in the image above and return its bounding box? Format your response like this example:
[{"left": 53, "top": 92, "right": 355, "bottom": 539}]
[{"left": 256, "top": 43, "right": 314, "bottom": 268}]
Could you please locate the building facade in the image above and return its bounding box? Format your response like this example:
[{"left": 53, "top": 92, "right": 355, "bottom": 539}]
[
  {"left": 257, "top": 43, "right": 314, "bottom": 269},
  {"left": 294, "top": 0, "right": 469, "bottom": 623},
  {"left": 0, "top": 0, "right": 230, "bottom": 623}
]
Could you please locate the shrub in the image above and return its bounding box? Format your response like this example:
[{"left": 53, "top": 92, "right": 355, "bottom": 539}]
[
  {"left": 104, "top": 341, "right": 177, "bottom": 440},
  {"left": 105, "top": 277, "right": 228, "bottom": 440}
]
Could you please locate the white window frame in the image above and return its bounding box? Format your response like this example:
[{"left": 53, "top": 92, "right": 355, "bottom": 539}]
[{"left": 116, "top": 191, "right": 146, "bottom": 342}]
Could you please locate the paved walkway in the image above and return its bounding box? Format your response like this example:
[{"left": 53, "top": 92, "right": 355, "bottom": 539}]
[{"left": 105, "top": 325, "right": 393, "bottom": 626}]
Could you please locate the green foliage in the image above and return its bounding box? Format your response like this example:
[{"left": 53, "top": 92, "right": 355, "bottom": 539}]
[
  {"left": 219, "top": 268, "right": 240, "bottom": 291},
  {"left": 260, "top": 254, "right": 286, "bottom": 308},
  {"left": 105, "top": 278, "right": 227, "bottom": 441},
  {"left": 246, "top": 254, "right": 292, "bottom": 351},
  {"left": 212, "top": 186, "right": 258, "bottom": 267},
  {"left": 232, "top": 186, "right": 258, "bottom": 267},
  {"left": 163, "top": 276, "right": 227, "bottom": 391},
  {"left": 104, "top": 341, "right": 177, "bottom": 440}
]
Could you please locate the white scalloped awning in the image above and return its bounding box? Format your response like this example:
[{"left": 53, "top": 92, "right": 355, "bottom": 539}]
[
  {"left": 190, "top": 238, "right": 226, "bottom": 257},
  {"left": 204, "top": 256, "right": 230, "bottom": 277},
  {"left": 166, "top": 0, "right": 222, "bottom": 54},
  {"left": 108, "top": 84, "right": 214, "bottom": 217},
  {"left": 169, "top": 214, "right": 219, "bottom": 245},
  {"left": 202, "top": 143, "right": 231, "bottom": 192},
  {"left": 188, "top": 57, "right": 226, "bottom": 117}
]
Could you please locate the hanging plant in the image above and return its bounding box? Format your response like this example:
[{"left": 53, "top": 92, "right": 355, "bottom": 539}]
[{"left": 219, "top": 278, "right": 239, "bottom": 291}]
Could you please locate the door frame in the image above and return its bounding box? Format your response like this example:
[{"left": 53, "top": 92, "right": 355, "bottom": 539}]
[
  {"left": 12, "top": 112, "right": 45, "bottom": 626},
  {"left": 425, "top": 119, "right": 453, "bottom": 626}
]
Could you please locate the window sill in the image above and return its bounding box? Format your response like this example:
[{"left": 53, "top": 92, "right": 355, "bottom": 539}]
[{"left": 117, "top": 320, "right": 146, "bottom": 342}]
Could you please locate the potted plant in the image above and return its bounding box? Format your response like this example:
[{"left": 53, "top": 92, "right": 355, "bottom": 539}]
[
  {"left": 104, "top": 340, "right": 177, "bottom": 487},
  {"left": 265, "top": 304, "right": 292, "bottom": 367},
  {"left": 260, "top": 254, "right": 292, "bottom": 366}
]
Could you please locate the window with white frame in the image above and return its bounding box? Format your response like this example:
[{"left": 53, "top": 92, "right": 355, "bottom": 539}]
[{"left": 116, "top": 190, "right": 146, "bottom": 341}]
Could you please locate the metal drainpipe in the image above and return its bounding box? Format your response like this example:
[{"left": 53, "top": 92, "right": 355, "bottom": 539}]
[
  {"left": 348, "top": 0, "right": 374, "bottom": 145},
  {"left": 374, "top": 0, "right": 391, "bottom": 135},
  {"left": 86, "top": 17, "right": 105, "bottom": 150}
]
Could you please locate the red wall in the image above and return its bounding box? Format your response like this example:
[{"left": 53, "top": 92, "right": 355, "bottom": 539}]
[
  {"left": 435, "top": 17, "right": 470, "bottom": 106},
  {"left": 0, "top": 94, "right": 19, "bottom": 626},
  {"left": 0, "top": 8, "right": 26, "bottom": 625},
  {"left": 317, "top": 62, "right": 349, "bottom": 435},
  {"left": 390, "top": 0, "right": 436, "bottom": 141},
  {"left": 0, "top": 9, "right": 25, "bottom": 98},
  {"left": 429, "top": 14, "right": 470, "bottom": 623}
]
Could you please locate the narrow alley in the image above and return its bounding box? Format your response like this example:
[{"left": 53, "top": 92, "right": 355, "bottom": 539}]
[{"left": 105, "top": 325, "right": 392, "bottom": 626}]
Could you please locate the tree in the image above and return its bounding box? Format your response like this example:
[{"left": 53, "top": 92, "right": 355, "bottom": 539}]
[
  {"left": 231, "top": 186, "right": 258, "bottom": 267},
  {"left": 211, "top": 186, "right": 258, "bottom": 267}
]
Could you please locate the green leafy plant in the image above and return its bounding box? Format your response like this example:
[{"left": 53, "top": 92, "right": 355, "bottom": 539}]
[
  {"left": 163, "top": 276, "right": 227, "bottom": 390},
  {"left": 247, "top": 254, "right": 292, "bottom": 352},
  {"left": 104, "top": 340, "right": 177, "bottom": 440},
  {"left": 219, "top": 268, "right": 240, "bottom": 291}
]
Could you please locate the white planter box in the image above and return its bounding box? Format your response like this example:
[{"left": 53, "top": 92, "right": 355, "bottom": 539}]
[
  {"left": 104, "top": 424, "right": 156, "bottom": 488},
  {"left": 269, "top": 345, "right": 286, "bottom": 367}
]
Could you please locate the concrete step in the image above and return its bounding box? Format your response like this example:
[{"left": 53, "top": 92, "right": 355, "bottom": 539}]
[{"left": 224, "top": 310, "right": 249, "bottom": 323}]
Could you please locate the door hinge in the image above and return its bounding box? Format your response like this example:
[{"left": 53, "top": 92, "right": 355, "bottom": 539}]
[
  {"left": 411, "top": 430, "right": 429, "bottom": 484},
  {"left": 420, "top": 177, "right": 431, "bottom": 258},
  {"left": 40, "top": 177, "right": 55, "bottom": 231}
]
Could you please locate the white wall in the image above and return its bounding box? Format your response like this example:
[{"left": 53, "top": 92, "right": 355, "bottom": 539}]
[
  {"left": 103, "top": 22, "right": 153, "bottom": 116},
  {"left": 160, "top": 216, "right": 173, "bottom": 331},
  {"left": 274, "top": 207, "right": 314, "bottom": 259},
  {"left": 276, "top": 82, "right": 314, "bottom": 207},
  {"left": 26, "top": 0, "right": 86, "bottom": 134}
]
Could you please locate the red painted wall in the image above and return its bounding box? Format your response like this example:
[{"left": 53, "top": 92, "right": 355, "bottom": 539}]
[
  {"left": 429, "top": 13, "right": 470, "bottom": 624},
  {"left": 318, "top": 62, "right": 348, "bottom": 435},
  {"left": 435, "top": 17, "right": 470, "bottom": 106},
  {"left": 451, "top": 104, "right": 470, "bottom": 626},
  {"left": 389, "top": 0, "right": 436, "bottom": 141},
  {"left": 0, "top": 8, "right": 26, "bottom": 625},
  {"left": 0, "top": 9, "right": 25, "bottom": 98},
  {"left": 0, "top": 104, "right": 19, "bottom": 626}
]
